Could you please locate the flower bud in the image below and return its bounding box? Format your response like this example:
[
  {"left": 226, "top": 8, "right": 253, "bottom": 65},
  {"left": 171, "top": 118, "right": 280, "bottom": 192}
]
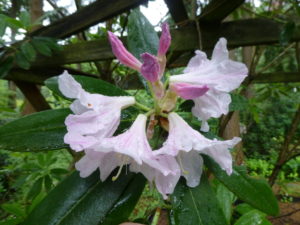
[
  {"left": 141, "top": 53, "right": 160, "bottom": 82},
  {"left": 158, "top": 23, "right": 171, "bottom": 56},
  {"left": 108, "top": 31, "right": 142, "bottom": 71}
]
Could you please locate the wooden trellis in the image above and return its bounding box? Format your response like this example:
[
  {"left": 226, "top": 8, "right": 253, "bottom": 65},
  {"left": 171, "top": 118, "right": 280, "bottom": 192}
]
[{"left": 3, "top": 0, "right": 300, "bottom": 111}]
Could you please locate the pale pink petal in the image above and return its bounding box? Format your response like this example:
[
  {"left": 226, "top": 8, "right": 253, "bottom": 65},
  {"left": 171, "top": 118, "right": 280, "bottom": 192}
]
[
  {"left": 58, "top": 71, "right": 85, "bottom": 99},
  {"left": 201, "top": 137, "right": 241, "bottom": 175},
  {"left": 211, "top": 38, "right": 228, "bottom": 63},
  {"left": 192, "top": 89, "right": 231, "bottom": 131},
  {"left": 75, "top": 154, "right": 100, "bottom": 178},
  {"left": 141, "top": 53, "right": 160, "bottom": 82},
  {"left": 158, "top": 23, "right": 171, "bottom": 56},
  {"left": 97, "top": 114, "right": 151, "bottom": 165},
  {"left": 170, "top": 38, "right": 248, "bottom": 93},
  {"left": 171, "top": 83, "right": 209, "bottom": 100},
  {"left": 177, "top": 151, "right": 203, "bottom": 187},
  {"left": 183, "top": 50, "right": 208, "bottom": 73},
  {"left": 156, "top": 113, "right": 240, "bottom": 181},
  {"left": 64, "top": 132, "right": 98, "bottom": 152},
  {"left": 108, "top": 31, "right": 142, "bottom": 71}
]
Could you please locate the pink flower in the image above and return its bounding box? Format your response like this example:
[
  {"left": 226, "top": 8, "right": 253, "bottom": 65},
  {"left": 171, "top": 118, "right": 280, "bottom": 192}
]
[
  {"left": 108, "top": 31, "right": 142, "bottom": 71},
  {"left": 155, "top": 112, "right": 241, "bottom": 187},
  {"left": 80, "top": 114, "right": 180, "bottom": 199},
  {"left": 158, "top": 23, "right": 171, "bottom": 56},
  {"left": 171, "top": 83, "right": 209, "bottom": 100},
  {"left": 170, "top": 38, "right": 248, "bottom": 131},
  {"left": 140, "top": 53, "right": 160, "bottom": 82},
  {"left": 58, "top": 71, "right": 135, "bottom": 151}
]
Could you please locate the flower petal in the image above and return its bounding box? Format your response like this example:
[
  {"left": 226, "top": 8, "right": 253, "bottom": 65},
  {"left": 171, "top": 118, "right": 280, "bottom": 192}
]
[
  {"left": 171, "top": 83, "right": 209, "bottom": 100},
  {"left": 141, "top": 53, "right": 160, "bottom": 82},
  {"left": 158, "top": 23, "right": 171, "bottom": 56},
  {"left": 177, "top": 151, "right": 203, "bottom": 187},
  {"left": 192, "top": 89, "right": 231, "bottom": 131},
  {"left": 108, "top": 31, "right": 142, "bottom": 71}
]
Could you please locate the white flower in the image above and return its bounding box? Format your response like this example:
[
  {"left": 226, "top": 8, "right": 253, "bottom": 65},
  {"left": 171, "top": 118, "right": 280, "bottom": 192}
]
[
  {"left": 155, "top": 112, "right": 241, "bottom": 187},
  {"left": 77, "top": 114, "right": 180, "bottom": 199},
  {"left": 170, "top": 38, "right": 248, "bottom": 131},
  {"left": 58, "top": 71, "right": 135, "bottom": 151}
]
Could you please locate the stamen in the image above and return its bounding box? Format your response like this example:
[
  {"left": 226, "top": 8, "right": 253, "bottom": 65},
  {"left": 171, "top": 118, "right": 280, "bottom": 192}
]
[
  {"left": 112, "top": 164, "right": 124, "bottom": 181},
  {"left": 112, "top": 155, "right": 130, "bottom": 181},
  {"left": 178, "top": 155, "right": 189, "bottom": 175},
  {"left": 87, "top": 103, "right": 92, "bottom": 107}
]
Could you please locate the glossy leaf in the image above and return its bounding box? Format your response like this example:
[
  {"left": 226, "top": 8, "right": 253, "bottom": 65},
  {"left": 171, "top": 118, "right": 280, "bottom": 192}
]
[
  {"left": 0, "top": 56, "right": 14, "bottom": 78},
  {"left": 101, "top": 174, "right": 146, "bottom": 225},
  {"left": 0, "top": 108, "right": 70, "bottom": 152},
  {"left": 127, "top": 8, "right": 159, "bottom": 87},
  {"left": 171, "top": 174, "right": 228, "bottom": 225},
  {"left": 127, "top": 8, "right": 159, "bottom": 59},
  {"left": 15, "top": 51, "right": 30, "bottom": 70},
  {"left": 216, "top": 183, "right": 235, "bottom": 223},
  {"left": 0, "top": 18, "right": 6, "bottom": 36},
  {"left": 203, "top": 156, "right": 279, "bottom": 216},
  {"left": 23, "top": 171, "right": 142, "bottom": 225},
  {"left": 45, "top": 75, "right": 128, "bottom": 99},
  {"left": 20, "top": 42, "right": 36, "bottom": 62},
  {"left": 234, "top": 210, "right": 272, "bottom": 225},
  {"left": 31, "top": 39, "right": 52, "bottom": 56}
]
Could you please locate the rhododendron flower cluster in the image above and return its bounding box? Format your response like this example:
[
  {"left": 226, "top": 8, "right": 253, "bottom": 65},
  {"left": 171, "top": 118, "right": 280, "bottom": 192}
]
[{"left": 58, "top": 23, "right": 248, "bottom": 198}]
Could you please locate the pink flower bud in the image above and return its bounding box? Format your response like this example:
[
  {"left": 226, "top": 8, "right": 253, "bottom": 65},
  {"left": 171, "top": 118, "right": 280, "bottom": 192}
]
[
  {"left": 171, "top": 83, "right": 209, "bottom": 100},
  {"left": 141, "top": 53, "right": 160, "bottom": 82},
  {"left": 108, "top": 31, "right": 142, "bottom": 71},
  {"left": 158, "top": 23, "right": 171, "bottom": 56}
]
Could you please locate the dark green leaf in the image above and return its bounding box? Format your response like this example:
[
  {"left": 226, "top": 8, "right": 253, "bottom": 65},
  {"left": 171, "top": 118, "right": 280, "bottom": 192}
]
[
  {"left": 101, "top": 174, "right": 146, "bottom": 225},
  {"left": 0, "top": 56, "right": 14, "bottom": 78},
  {"left": 235, "top": 203, "right": 255, "bottom": 215},
  {"left": 203, "top": 156, "right": 279, "bottom": 216},
  {"left": 27, "top": 178, "right": 43, "bottom": 200},
  {"left": 216, "top": 183, "right": 235, "bottom": 223},
  {"left": 31, "top": 39, "right": 52, "bottom": 56},
  {"left": 45, "top": 75, "right": 128, "bottom": 99},
  {"left": 50, "top": 168, "right": 69, "bottom": 175},
  {"left": 19, "top": 11, "right": 31, "bottom": 28},
  {"left": 127, "top": 8, "right": 159, "bottom": 59},
  {"left": 20, "top": 42, "right": 36, "bottom": 62},
  {"left": 44, "top": 175, "right": 52, "bottom": 192},
  {"left": 178, "top": 100, "right": 194, "bottom": 112},
  {"left": 171, "top": 174, "right": 229, "bottom": 225},
  {"left": 4, "top": 17, "right": 24, "bottom": 29},
  {"left": 23, "top": 171, "right": 140, "bottom": 225},
  {"left": 0, "top": 108, "right": 70, "bottom": 152},
  {"left": 15, "top": 51, "right": 30, "bottom": 69},
  {"left": 127, "top": 8, "right": 159, "bottom": 86},
  {"left": 234, "top": 210, "right": 272, "bottom": 225},
  {"left": 0, "top": 19, "right": 6, "bottom": 36}
]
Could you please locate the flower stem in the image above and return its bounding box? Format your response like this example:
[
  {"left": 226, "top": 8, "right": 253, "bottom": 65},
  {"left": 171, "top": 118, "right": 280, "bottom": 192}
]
[
  {"left": 135, "top": 101, "right": 151, "bottom": 112},
  {"left": 151, "top": 208, "right": 161, "bottom": 225}
]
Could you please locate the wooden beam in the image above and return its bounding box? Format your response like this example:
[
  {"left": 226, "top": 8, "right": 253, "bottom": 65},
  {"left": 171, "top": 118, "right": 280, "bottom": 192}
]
[
  {"left": 30, "top": 19, "right": 300, "bottom": 68},
  {"left": 199, "top": 0, "right": 245, "bottom": 22},
  {"left": 15, "top": 81, "right": 51, "bottom": 111},
  {"left": 32, "top": 39, "right": 114, "bottom": 67},
  {"left": 164, "top": 0, "right": 189, "bottom": 24},
  {"left": 31, "top": 0, "right": 147, "bottom": 38},
  {"left": 252, "top": 72, "right": 300, "bottom": 83},
  {"left": 6, "top": 68, "right": 96, "bottom": 84}
]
